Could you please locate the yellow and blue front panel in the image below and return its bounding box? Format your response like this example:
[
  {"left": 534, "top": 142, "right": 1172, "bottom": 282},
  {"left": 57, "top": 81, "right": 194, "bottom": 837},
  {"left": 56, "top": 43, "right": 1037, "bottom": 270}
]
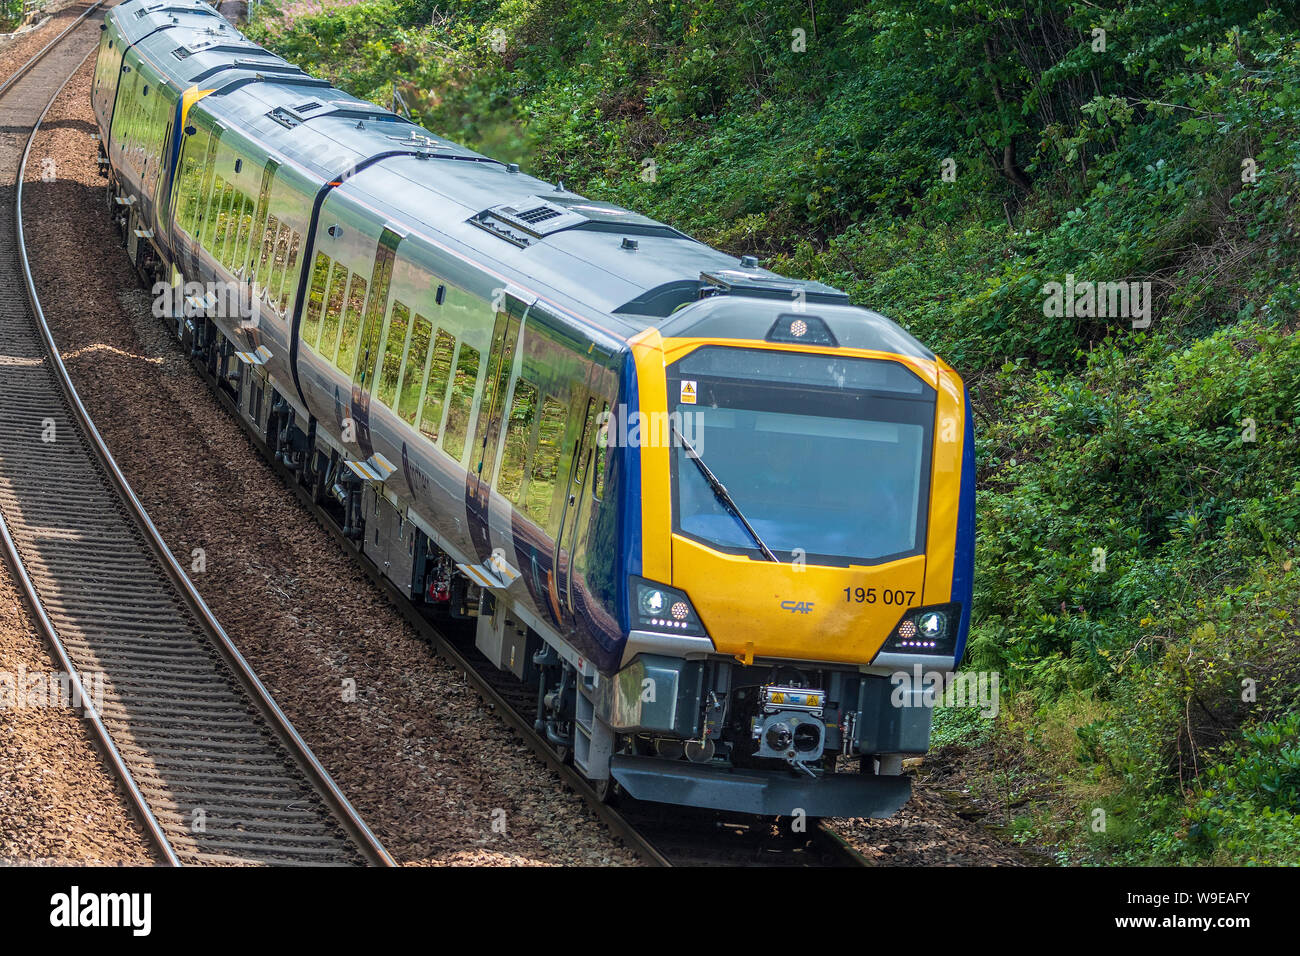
[{"left": 625, "top": 329, "right": 973, "bottom": 668}]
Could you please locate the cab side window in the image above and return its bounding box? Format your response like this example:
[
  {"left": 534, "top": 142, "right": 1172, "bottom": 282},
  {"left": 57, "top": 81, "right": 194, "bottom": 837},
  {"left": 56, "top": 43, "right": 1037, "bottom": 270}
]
[
  {"left": 592, "top": 402, "right": 609, "bottom": 501},
  {"left": 526, "top": 396, "right": 568, "bottom": 531},
  {"left": 228, "top": 189, "right": 254, "bottom": 275},
  {"left": 192, "top": 134, "right": 219, "bottom": 242},
  {"left": 492, "top": 377, "right": 568, "bottom": 530},
  {"left": 211, "top": 175, "right": 236, "bottom": 264}
]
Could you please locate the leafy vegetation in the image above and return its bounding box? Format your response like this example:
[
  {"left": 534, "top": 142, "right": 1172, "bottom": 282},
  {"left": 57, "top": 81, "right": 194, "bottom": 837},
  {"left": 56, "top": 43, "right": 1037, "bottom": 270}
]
[
  {"left": 2, "top": 0, "right": 33, "bottom": 33},
  {"left": 248, "top": 0, "right": 1300, "bottom": 864}
]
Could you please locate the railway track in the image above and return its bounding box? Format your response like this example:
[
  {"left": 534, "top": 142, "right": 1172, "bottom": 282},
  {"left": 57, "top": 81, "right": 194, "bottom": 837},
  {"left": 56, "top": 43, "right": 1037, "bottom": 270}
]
[
  {"left": 0, "top": 1, "right": 393, "bottom": 866},
  {"left": 432, "top": 612, "right": 870, "bottom": 865}
]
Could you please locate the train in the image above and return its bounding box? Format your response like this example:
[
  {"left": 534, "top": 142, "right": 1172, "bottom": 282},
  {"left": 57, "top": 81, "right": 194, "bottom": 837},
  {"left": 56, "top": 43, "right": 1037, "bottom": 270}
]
[{"left": 92, "top": 0, "right": 975, "bottom": 818}]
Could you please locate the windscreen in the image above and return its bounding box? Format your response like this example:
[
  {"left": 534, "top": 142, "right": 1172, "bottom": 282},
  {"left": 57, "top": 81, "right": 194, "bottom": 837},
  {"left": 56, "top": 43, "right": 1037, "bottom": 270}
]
[{"left": 667, "top": 346, "right": 935, "bottom": 565}]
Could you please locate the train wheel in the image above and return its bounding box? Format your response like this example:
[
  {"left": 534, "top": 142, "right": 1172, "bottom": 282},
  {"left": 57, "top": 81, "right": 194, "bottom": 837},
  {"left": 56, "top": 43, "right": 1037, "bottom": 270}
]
[{"left": 593, "top": 776, "right": 620, "bottom": 805}]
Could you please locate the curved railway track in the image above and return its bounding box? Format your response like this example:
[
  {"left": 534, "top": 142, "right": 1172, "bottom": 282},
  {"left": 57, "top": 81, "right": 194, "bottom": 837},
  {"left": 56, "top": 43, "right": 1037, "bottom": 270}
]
[{"left": 0, "top": 1, "right": 393, "bottom": 866}]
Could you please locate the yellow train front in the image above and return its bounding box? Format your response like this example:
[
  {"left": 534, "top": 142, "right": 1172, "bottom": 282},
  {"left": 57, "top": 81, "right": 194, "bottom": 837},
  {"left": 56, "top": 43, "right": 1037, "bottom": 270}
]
[{"left": 595, "top": 280, "right": 976, "bottom": 817}]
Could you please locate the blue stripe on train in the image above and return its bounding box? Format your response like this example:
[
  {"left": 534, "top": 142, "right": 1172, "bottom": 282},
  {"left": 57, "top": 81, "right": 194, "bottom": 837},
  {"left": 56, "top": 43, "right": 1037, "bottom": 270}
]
[{"left": 614, "top": 348, "right": 642, "bottom": 636}]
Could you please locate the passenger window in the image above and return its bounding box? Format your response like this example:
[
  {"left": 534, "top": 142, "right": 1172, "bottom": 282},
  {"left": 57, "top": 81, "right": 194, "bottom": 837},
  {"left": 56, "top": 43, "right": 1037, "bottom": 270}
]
[
  {"left": 317, "top": 263, "right": 349, "bottom": 360},
  {"left": 441, "top": 343, "right": 480, "bottom": 461},
  {"left": 110, "top": 69, "right": 135, "bottom": 155},
  {"left": 301, "top": 253, "right": 330, "bottom": 348},
  {"left": 250, "top": 165, "right": 272, "bottom": 272},
  {"left": 256, "top": 214, "right": 279, "bottom": 291},
  {"left": 419, "top": 330, "right": 456, "bottom": 440},
  {"left": 231, "top": 193, "right": 254, "bottom": 275},
  {"left": 497, "top": 379, "right": 538, "bottom": 506},
  {"left": 335, "top": 274, "right": 368, "bottom": 375},
  {"left": 222, "top": 186, "right": 241, "bottom": 267},
  {"left": 202, "top": 174, "right": 225, "bottom": 251},
  {"left": 525, "top": 397, "right": 568, "bottom": 529},
  {"left": 375, "top": 301, "right": 410, "bottom": 409},
  {"left": 151, "top": 103, "right": 166, "bottom": 182},
  {"left": 216, "top": 184, "right": 238, "bottom": 267},
  {"left": 396, "top": 315, "right": 432, "bottom": 425},
  {"left": 280, "top": 230, "right": 301, "bottom": 315},
  {"left": 268, "top": 224, "right": 291, "bottom": 309}
]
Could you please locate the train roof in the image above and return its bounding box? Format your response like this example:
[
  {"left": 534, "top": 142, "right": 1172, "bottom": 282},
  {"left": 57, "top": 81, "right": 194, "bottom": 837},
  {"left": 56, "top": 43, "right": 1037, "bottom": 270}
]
[{"left": 109, "top": 0, "right": 913, "bottom": 350}]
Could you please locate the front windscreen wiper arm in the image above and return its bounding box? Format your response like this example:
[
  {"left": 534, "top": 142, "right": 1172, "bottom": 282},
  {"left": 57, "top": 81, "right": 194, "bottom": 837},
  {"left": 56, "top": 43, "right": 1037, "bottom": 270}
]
[{"left": 672, "top": 420, "right": 779, "bottom": 562}]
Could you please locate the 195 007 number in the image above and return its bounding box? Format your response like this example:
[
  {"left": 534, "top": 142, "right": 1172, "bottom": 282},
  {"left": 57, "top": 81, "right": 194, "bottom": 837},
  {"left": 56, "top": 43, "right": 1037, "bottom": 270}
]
[{"left": 843, "top": 587, "right": 916, "bottom": 605}]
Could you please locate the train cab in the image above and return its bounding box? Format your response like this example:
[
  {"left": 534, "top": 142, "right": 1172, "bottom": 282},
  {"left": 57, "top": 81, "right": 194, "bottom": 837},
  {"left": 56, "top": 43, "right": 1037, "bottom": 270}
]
[{"left": 576, "top": 281, "right": 977, "bottom": 816}]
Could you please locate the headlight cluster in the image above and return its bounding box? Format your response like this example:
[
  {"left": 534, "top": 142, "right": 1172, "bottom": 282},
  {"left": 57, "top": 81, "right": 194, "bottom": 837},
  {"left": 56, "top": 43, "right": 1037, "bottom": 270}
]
[
  {"left": 630, "top": 576, "right": 708, "bottom": 637},
  {"left": 765, "top": 313, "right": 837, "bottom": 346},
  {"left": 874, "top": 602, "right": 961, "bottom": 657}
]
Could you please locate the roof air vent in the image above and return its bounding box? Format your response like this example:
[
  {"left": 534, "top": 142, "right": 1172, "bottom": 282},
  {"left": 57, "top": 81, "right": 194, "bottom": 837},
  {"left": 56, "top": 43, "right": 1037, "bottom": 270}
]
[
  {"left": 513, "top": 205, "right": 562, "bottom": 226},
  {"left": 267, "top": 107, "right": 302, "bottom": 130},
  {"left": 468, "top": 199, "right": 588, "bottom": 246}
]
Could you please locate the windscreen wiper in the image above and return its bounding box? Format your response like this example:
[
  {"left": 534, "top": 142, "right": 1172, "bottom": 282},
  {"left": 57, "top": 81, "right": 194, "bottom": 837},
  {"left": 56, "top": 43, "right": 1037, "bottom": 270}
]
[{"left": 671, "top": 420, "right": 779, "bottom": 562}]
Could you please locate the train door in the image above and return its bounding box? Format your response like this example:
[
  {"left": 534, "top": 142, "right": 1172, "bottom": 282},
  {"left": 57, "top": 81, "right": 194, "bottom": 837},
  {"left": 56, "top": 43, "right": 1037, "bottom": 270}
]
[
  {"left": 553, "top": 394, "right": 599, "bottom": 619},
  {"left": 565, "top": 396, "right": 608, "bottom": 613},
  {"left": 134, "top": 66, "right": 166, "bottom": 233},
  {"left": 348, "top": 228, "right": 402, "bottom": 459},
  {"left": 179, "top": 125, "right": 221, "bottom": 279},
  {"left": 152, "top": 99, "right": 176, "bottom": 242}
]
